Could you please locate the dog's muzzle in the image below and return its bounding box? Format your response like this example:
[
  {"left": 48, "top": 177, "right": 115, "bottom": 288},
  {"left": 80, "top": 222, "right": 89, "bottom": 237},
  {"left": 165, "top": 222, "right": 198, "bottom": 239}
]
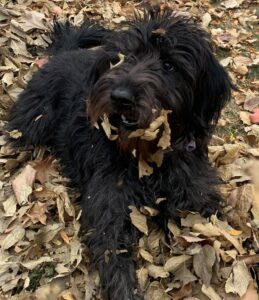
[{"left": 110, "top": 86, "right": 139, "bottom": 129}]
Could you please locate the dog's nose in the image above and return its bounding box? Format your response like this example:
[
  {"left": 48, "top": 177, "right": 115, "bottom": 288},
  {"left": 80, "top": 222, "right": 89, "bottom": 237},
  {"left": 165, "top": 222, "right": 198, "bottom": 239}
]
[{"left": 111, "top": 87, "right": 135, "bottom": 107}]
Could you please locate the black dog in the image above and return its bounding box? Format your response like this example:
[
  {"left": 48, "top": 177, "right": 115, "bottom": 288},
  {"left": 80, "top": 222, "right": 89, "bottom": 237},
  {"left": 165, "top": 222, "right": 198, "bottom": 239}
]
[{"left": 6, "top": 8, "right": 231, "bottom": 300}]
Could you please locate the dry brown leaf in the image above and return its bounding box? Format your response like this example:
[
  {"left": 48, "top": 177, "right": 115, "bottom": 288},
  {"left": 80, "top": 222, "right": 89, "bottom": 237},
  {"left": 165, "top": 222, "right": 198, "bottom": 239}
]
[
  {"left": 21, "top": 256, "right": 54, "bottom": 270},
  {"left": 36, "top": 223, "right": 64, "bottom": 244},
  {"left": 100, "top": 114, "right": 118, "bottom": 141},
  {"left": 136, "top": 267, "right": 148, "bottom": 291},
  {"left": 174, "top": 265, "right": 197, "bottom": 285},
  {"left": 201, "top": 13, "right": 211, "bottom": 28},
  {"left": 168, "top": 222, "right": 181, "bottom": 236},
  {"left": 193, "top": 223, "right": 221, "bottom": 237},
  {"left": 164, "top": 255, "right": 192, "bottom": 273},
  {"left": 3, "top": 195, "right": 17, "bottom": 217},
  {"left": 243, "top": 96, "right": 259, "bottom": 111},
  {"left": 146, "top": 264, "right": 169, "bottom": 279},
  {"left": 129, "top": 206, "right": 148, "bottom": 235},
  {"left": 157, "top": 110, "right": 171, "bottom": 149},
  {"left": 9, "top": 129, "right": 22, "bottom": 139},
  {"left": 2, "top": 226, "right": 25, "bottom": 250},
  {"left": 152, "top": 28, "right": 166, "bottom": 36},
  {"left": 193, "top": 245, "right": 216, "bottom": 286},
  {"left": 12, "top": 164, "right": 36, "bottom": 205},
  {"left": 27, "top": 202, "right": 48, "bottom": 225},
  {"left": 216, "top": 226, "right": 246, "bottom": 254},
  {"left": 224, "top": 0, "right": 240, "bottom": 9},
  {"left": 140, "top": 206, "right": 159, "bottom": 217},
  {"left": 19, "top": 11, "right": 47, "bottom": 32},
  {"left": 240, "top": 111, "right": 252, "bottom": 125},
  {"left": 169, "top": 283, "right": 192, "bottom": 300},
  {"left": 225, "top": 261, "right": 251, "bottom": 297},
  {"left": 139, "top": 249, "right": 153, "bottom": 263},
  {"left": 201, "top": 285, "right": 221, "bottom": 300},
  {"left": 138, "top": 158, "right": 153, "bottom": 178},
  {"left": 34, "top": 157, "right": 57, "bottom": 184}
]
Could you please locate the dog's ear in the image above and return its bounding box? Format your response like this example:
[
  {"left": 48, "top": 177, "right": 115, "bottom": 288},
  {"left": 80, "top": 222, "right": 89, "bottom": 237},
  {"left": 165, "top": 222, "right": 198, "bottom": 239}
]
[{"left": 194, "top": 50, "right": 232, "bottom": 126}]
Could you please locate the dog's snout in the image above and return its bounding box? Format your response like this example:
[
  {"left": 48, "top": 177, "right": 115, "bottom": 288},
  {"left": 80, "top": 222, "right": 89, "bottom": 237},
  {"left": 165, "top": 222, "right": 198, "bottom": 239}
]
[{"left": 111, "top": 87, "right": 135, "bottom": 107}]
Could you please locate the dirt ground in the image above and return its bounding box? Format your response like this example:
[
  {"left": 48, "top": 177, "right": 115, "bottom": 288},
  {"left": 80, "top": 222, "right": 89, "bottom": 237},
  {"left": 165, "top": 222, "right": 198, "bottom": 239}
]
[{"left": 0, "top": 0, "right": 258, "bottom": 299}]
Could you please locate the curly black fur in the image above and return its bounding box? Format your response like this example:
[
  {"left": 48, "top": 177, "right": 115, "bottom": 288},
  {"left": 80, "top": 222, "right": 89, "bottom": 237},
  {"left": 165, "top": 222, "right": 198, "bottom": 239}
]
[{"left": 6, "top": 8, "right": 232, "bottom": 300}]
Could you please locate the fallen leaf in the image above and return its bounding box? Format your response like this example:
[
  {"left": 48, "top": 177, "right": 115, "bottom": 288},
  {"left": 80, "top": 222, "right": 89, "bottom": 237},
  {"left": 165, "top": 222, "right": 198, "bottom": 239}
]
[
  {"left": 2, "top": 226, "right": 25, "bottom": 250},
  {"left": 240, "top": 111, "right": 251, "bottom": 125},
  {"left": 174, "top": 265, "right": 197, "bottom": 285},
  {"left": 100, "top": 114, "right": 118, "bottom": 141},
  {"left": 164, "top": 255, "right": 192, "bottom": 273},
  {"left": 129, "top": 206, "right": 148, "bottom": 235},
  {"left": 201, "top": 13, "right": 212, "bottom": 28},
  {"left": 138, "top": 158, "right": 153, "bottom": 178},
  {"left": 27, "top": 202, "right": 48, "bottom": 225},
  {"left": 136, "top": 267, "right": 149, "bottom": 291},
  {"left": 201, "top": 285, "right": 221, "bottom": 300},
  {"left": 139, "top": 248, "right": 153, "bottom": 263},
  {"left": 22, "top": 256, "right": 54, "bottom": 270},
  {"left": 146, "top": 264, "right": 169, "bottom": 279},
  {"left": 225, "top": 261, "right": 251, "bottom": 297},
  {"left": 9, "top": 129, "right": 22, "bottom": 139},
  {"left": 12, "top": 165, "right": 36, "bottom": 205},
  {"left": 193, "top": 245, "right": 216, "bottom": 286},
  {"left": 19, "top": 11, "right": 47, "bottom": 32}
]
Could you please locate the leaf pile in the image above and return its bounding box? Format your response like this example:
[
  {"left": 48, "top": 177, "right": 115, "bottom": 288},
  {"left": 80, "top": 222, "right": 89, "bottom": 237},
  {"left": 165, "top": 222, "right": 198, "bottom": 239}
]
[{"left": 0, "top": 0, "right": 258, "bottom": 299}]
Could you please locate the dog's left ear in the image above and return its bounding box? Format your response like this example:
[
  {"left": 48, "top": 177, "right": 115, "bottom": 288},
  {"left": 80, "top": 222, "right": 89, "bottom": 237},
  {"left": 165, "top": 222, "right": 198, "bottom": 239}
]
[{"left": 194, "top": 50, "right": 232, "bottom": 126}]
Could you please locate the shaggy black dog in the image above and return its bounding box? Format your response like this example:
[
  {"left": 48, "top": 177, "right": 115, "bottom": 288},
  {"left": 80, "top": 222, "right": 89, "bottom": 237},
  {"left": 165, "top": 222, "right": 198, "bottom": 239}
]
[{"left": 6, "top": 8, "right": 231, "bottom": 300}]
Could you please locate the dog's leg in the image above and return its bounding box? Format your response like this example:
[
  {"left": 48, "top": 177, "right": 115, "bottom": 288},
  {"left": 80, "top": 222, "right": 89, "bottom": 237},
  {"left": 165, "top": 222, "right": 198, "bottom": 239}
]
[
  {"left": 81, "top": 177, "right": 142, "bottom": 300},
  {"left": 160, "top": 152, "right": 222, "bottom": 220}
]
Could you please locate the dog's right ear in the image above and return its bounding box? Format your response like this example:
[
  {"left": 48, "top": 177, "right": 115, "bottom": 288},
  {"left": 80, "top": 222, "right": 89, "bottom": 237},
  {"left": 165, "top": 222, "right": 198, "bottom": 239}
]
[{"left": 194, "top": 47, "right": 232, "bottom": 127}]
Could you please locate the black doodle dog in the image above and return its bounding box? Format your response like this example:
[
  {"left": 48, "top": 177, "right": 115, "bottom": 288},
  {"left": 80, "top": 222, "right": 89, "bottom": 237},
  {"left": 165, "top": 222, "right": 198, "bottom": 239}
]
[{"left": 6, "top": 8, "right": 232, "bottom": 300}]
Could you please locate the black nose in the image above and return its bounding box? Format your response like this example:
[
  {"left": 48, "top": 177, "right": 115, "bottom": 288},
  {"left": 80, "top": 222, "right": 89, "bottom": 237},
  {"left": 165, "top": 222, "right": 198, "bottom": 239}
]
[{"left": 111, "top": 87, "right": 135, "bottom": 107}]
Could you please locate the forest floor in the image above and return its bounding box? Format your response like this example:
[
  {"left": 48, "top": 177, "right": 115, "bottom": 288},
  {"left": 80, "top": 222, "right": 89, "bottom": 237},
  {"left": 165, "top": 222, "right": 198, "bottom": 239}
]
[{"left": 0, "top": 0, "right": 258, "bottom": 299}]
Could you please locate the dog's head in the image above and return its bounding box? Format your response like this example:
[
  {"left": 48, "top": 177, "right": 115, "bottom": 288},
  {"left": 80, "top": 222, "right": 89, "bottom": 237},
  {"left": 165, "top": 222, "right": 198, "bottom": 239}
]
[{"left": 87, "top": 8, "right": 231, "bottom": 155}]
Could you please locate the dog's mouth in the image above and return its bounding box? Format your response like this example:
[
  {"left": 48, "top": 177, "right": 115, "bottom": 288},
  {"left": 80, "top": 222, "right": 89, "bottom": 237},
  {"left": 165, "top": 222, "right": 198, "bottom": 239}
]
[{"left": 110, "top": 111, "right": 139, "bottom": 130}]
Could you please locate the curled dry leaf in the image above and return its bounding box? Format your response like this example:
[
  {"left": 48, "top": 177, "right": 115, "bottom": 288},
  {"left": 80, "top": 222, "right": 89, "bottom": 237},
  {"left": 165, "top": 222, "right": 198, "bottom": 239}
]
[
  {"left": 201, "top": 285, "right": 221, "bottom": 300},
  {"left": 192, "top": 222, "right": 221, "bottom": 237},
  {"left": 21, "top": 256, "right": 54, "bottom": 270},
  {"left": 164, "top": 255, "right": 192, "bottom": 273},
  {"left": 225, "top": 261, "right": 251, "bottom": 297},
  {"left": 100, "top": 114, "right": 118, "bottom": 141},
  {"left": 138, "top": 158, "right": 153, "bottom": 178},
  {"left": 152, "top": 28, "right": 166, "bottom": 36},
  {"left": 129, "top": 206, "right": 148, "bottom": 235},
  {"left": 146, "top": 264, "right": 169, "bottom": 279},
  {"left": 140, "top": 206, "right": 159, "bottom": 217},
  {"left": 193, "top": 245, "right": 216, "bottom": 286},
  {"left": 201, "top": 13, "right": 212, "bottom": 28},
  {"left": 136, "top": 267, "right": 149, "bottom": 291},
  {"left": 139, "top": 248, "right": 153, "bottom": 263},
  {"left": 12, "top": 164, "right": 36, "bottom": 205},
  {"left": 2, "top": 226, "right": 25, "bottom": 250},
  {"left": 9, "top": 129, "right": 22, "bottom": 139},
  {"left": 27, "top": 201, "right": 48, "bottom": 225},
  {"left": 19, "top": 11, "right": 47, "bottom": 32}
]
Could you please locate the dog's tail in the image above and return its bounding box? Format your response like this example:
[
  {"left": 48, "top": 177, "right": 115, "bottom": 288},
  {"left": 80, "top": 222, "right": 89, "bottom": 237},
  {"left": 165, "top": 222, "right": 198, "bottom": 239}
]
[{"left": 47, "top": 20, "right": 110, "bottom": 55}]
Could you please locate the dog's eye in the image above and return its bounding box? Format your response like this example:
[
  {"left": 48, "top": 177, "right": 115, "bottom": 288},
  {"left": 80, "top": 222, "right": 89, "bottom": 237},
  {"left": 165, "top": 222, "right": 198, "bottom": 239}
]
[{"left": 162, "top": 61, "right": 175, "bottom": 72}]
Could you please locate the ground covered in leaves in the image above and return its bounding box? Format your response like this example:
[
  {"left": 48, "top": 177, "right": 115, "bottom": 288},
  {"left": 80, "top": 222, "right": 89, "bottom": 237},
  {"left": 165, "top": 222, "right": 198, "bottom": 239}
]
[{"left": 0, "top": 0, "right": 258, "bottom": 299}]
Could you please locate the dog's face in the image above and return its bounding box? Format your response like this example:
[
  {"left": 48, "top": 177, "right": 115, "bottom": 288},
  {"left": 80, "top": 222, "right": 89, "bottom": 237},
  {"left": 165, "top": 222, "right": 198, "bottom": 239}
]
[{"left": 88, "top": 9, "right": 231, "bottom": 154}]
